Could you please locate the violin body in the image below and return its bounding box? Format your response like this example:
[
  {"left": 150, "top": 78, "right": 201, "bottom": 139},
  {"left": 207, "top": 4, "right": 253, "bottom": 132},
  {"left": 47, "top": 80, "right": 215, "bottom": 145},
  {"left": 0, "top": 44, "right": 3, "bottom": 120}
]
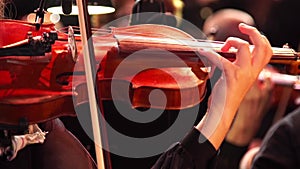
[
  {"left": 97, "top": 24, "right": 208, "bottom": 109},
  {"left": 0, "top": 20, "right": 76, "bottom": 126},
  {"left": 0, "top": 19, "right": 209, "bottom": 126}
]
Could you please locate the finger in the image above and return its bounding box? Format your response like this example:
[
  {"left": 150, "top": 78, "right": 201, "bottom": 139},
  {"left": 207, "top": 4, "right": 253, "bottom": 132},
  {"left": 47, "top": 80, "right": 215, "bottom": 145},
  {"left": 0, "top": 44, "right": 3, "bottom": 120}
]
[
  {"left": 252, "top": 35, "right": 273, "bottom": 68},
  {"left": 238, "top": 23, "right": 273, "bottom": 67},
  {"left": 238, "top": 23, "right": 263, "bottom": 46},
  {"left": 197, "top": 48, "right": 231, "bottom": 71},
  {"left": 221, "top": 37, "right": 251, "bottom": 67}
]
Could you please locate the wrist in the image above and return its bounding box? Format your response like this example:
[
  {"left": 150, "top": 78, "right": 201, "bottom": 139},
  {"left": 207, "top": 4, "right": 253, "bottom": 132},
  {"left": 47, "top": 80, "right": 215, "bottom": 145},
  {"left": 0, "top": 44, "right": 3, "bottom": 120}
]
[{"left": 195, "top": 108, "right": 236, "bottom": 149}]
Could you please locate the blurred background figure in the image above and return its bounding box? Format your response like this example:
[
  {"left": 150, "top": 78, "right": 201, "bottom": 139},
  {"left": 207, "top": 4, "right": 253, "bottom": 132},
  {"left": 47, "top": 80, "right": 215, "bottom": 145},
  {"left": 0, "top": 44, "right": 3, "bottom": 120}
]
[
  {"left": 178, "top": 0, "right": 300, "bottom": 51},
  {"left": 202, "top": 8, "right": 255, "bottom": 42}
]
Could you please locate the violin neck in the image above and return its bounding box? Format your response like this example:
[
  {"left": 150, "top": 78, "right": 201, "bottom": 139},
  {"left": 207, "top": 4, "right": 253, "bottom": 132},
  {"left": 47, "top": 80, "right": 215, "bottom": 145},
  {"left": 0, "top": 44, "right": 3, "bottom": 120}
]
[
  {"left": 113, "top": 27, "right": 299, "bottom": 74},
  {"left": 216, "top": 45, "right": 300, "bottom": 74},
  {"left": 115, "top": 33, "right": 299, "bottom": 61},
  {"left": 270, "top": 46, "right": 299, "bottom": 60},
  {"left": 213, "top": 44, "right": 300, "bottom": 64}
]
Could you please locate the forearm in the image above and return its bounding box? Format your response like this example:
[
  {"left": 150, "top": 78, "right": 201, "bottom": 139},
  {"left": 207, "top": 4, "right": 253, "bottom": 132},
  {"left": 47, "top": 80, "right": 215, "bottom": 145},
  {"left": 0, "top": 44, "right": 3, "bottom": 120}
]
[
  {"left": 195, "top": 89, "right": 244, "bottom": 150},
  {"left": 195, "top": 112, "right": 236, "bottom": 150}
]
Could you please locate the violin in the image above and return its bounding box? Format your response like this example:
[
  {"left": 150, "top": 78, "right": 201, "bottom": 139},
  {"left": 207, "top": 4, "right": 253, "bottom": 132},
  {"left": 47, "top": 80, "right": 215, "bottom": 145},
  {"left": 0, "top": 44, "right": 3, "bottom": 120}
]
[
  {"left": 0, "top": 19, "right": 76, "bottom": 127},
  {"left": 0, "top": 19, "right": 300, "bottom": 127},
  {"left": 1, "top": 18, "right": 300, "bottom": 169}
]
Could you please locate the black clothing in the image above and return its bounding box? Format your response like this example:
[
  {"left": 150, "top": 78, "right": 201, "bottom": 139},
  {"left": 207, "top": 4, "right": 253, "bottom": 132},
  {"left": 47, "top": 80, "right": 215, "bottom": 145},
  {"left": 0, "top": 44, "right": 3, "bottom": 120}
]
[
  {"left": 152, "top": 107, "right": 300, "bottom": 169},
  {"left": 252, "top": 106, "right": 300, "bottom": 169},
  {"left": 151, "top": 126, "right": 250, "bottom": 169},
  {"left": 151, "top": 127, "right": 218, "bottom": 169},
  {"left": 215, "top": 141, "right": 248, "bottom": 169},
  {"left": 0, "top": 119, "right": 97, "bottom": 169}
]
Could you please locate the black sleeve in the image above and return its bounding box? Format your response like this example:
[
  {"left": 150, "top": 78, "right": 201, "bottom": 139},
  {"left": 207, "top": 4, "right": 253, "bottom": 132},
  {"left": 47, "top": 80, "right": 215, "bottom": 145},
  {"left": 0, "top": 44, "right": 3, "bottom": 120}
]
[
  {"left": 252, "top": 116, "right": 297, "bottom": 169},
  {"left": 151, "top": 127, "right": 218, "bottom": 169},
  {"left": 215, "top": 141, "right": 248, "bottom": 169}
]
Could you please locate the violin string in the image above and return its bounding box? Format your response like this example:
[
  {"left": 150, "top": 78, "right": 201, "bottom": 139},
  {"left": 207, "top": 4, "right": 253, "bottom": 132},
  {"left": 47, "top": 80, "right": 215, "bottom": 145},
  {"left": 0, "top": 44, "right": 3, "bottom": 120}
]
[
  {"left": 114, "top": 34, "right": 223, "bottom": 50},
  {"left": 57, "top": 26, "right": 225, "bottom": 43},
  {"left": 57, "top": 26, "right": 222, "bottom": 49},
  {"left": 113, "top": 34, "right": 296, "bottom": 56},
  {"left": 56, "top": 26, "right": 296, "bottom": 56}
]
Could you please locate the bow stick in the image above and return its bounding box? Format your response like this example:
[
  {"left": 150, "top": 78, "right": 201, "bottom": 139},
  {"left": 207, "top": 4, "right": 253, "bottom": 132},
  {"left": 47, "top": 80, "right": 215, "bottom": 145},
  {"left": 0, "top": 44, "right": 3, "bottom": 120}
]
[{"left": 75, "top": 0, "right": 109, "bottom": 168}]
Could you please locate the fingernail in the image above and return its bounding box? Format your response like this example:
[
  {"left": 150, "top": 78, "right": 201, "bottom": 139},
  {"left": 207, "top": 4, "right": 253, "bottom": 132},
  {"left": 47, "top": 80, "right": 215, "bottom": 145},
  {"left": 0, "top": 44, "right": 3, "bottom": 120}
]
[{"left": 239, "top": 23, "right": 247, "bottom": 27}]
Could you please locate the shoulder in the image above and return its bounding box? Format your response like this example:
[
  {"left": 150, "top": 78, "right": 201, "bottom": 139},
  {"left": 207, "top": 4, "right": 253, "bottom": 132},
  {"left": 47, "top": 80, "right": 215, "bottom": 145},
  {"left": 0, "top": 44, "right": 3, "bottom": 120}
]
[{"left": 265, "top": 107, "right": 300, "bottom": 140}]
